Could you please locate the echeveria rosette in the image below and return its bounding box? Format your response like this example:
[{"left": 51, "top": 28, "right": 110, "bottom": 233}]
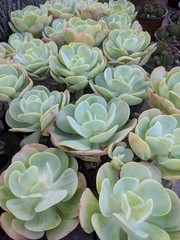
[
  {"left": 103, "top": 29, "right": 157, "bottom": 66},
  {"left": 42, "top": 19, "right": 67, "bottom": 47},
  {"left": 5, "top": 85, "right": 70, "bottom": 143},
  {"left": 61, "top": 17, "right": 109, "bottom": 47},
  {"left": 9, "top": 5, "right": 52, "bottom": 38},
  {"left": 101, "top": 13, "right": 142, "bottom": 31},
  {"left": 76, "top": 0, "right": 110, "bottom": 21},
  {"left": 49, "top": 42, "right": 106, "bottom": 92},
  {"left": 0, "top": 143, "right": 86, "bottom": 240},
  {"left": 0, "top": 32, "right": 34, "bottom": 59},
  {"left": 108, "top": 0, "right": 136, "bottom": 20},
  {"left": 50, "top": 94, "right": 137, "bottom": 161},
  {"left": 148, "top": 66, "right": 180, "bottom": 114},
  {"left": 0, "top": 63, "right": 33, "bottom": 102},
  {"left": 14, "top": 39, "right": 58, "bottom": 80},
  {"left": 108, "top": 142, "right": 134, "bottom": 170},
  {"left": 128, "top": 109, "right": 180, "bottom": 179},
  {"left": 44, "top": 0, "right": 78, "bottom": 19},
  {"left": 89, "top": 65, "right": 151, "bottom": 106},
  {"left": 79, "top": 161, "right": 180, "bottom": 240}
]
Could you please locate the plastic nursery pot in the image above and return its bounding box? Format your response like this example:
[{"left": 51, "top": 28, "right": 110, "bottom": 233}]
[
  {"left": 168, "top": 11, "right": 180, "bottom": 24},
  {"left": 144, "top": 45, "right": 180, "bottom": 74},
  {"left": 155, "top": 24, "right": 180, "bottom": 50},
  {"left": 136, "top": 6, "right": 168, "bottom": 41}
]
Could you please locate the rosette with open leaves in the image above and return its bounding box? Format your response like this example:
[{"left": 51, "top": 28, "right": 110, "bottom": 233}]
[
  {"left": 51, "top": 94, "right": 137, "bottom": 161},
  {"left": 103, "top": 29, "right": 156, "bottom": 66},
  {"left": 79, "top": 162, "right": 180, "bottom": 240},
  {"left": 0, "top": 144, "right": 86, "bottom": 240}
]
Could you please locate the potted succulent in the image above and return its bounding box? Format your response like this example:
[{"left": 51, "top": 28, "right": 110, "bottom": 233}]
[
  {"left": 155, "top": 24, "right": 180, "bottom": 49},
  {"left": 0, "top": 0, "right": 180, "bottom": 240},
  {"left": 136, "top": 1, "right": 168, "bottom": 40},
  {"left": 144, "top": 42, "right": 180, "bottom": 73},
  {"left": 169, "top": 10, "right": 180, "bottom": 24}
]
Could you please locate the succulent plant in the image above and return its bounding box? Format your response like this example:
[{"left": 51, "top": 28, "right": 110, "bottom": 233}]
[
  {"left": 14, "top": 39, "right": 58, "bottom": 80},
  {"left": 89, "top": 65, "right": 151, "bottom": 106},
  {"left": 0, "top": 62, "right": 33, "bottom": 102},
  {"left": 102, "top": 13, "right": 142, "bottom": 31},
  {"left": 103, "top": 29, "right": 156, "bottom": 66},
  {"left": 61, "top": 17, "right": 109, "bottom": 47},
  {"left": 49, "top": 42, "right": 106, "bottom": 92},
  {"left": 9, "top": 5, "right": 52, "bottom": 38},
  {"left": 5, "top": 85, "right": 70, "bottom": 143},
  {"left": 79, "top": 161, "right": 180, "bottom": 239},
  {"left": 44, "top": 0, "right": 78, "bottom": 19},
  {"left": 137, "top": 2, "right": 167, "bottom": 19},
  {"left": 42, "top": 19, "right": 67, "bottom": 47},
  {"left": 108, "top": 0, "right": 136, "bottom": 20},
  {"left": 148, "top": 66, "right": 180, "bottom": 114},
  {"left": 0, "top": 32, "right": 34, "bottom": 59},
  {"left": 155, "top": 24, "right": 180, "bottom": 45},
  {"left": 108, "top": 142, "right": 134, "bottom": 170},
  {"left": 169, "top": 11, "right": 180, "bottom": 25},
  {"left": 128, "top": 108, "right": 180, "bottom": 161},
  {"left": 146, "top": 42, "right": 180, "bottom": 70},
  {"left": 0, "top": 143, "right": 86, "bottom": 240},
  {"left": 76, "top": 0, "right": 110, "bottom": 21},
  {"left": 50, "top": 94, "right": 137, "bottom": 161}
]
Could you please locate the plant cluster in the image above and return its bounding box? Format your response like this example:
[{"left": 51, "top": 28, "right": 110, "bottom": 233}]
[
  {"left": 156, "top": 24, "right": 180, "bottom": 45},
  {"left": 169, "top": 10, "right": 180, "bottom": 25},
  {"left": 136, "top": 2, "right": 167, "bottom": 19},
  {"left": 146, "top": 42, "right": 180, "bottom": 70},
  {"left": 0, "top": 0, "right": 180, "bottom": 240}
]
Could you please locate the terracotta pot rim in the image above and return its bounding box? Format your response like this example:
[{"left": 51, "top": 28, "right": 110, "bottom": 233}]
[{"left": 137, "top": 7, "right": 168, "bottom": 20}]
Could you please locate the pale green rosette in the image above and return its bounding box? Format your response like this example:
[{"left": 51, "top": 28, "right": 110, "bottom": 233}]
[
  {"left": 79, "top": 162, "right": 180, "bottom": 240},
  {"left": 49, "top": 42, "right": 106, "bottom": 92},
  {"left": 89, "top": 65, "right": 151, "bottom": 106},
  {"left": 0, "top": 143, "right": 86, "bottom": 240},
  {"left": 148, "top": 66, "right": 180, "bottom": 114},
  {"left": 51, "top": 94, "right": 137, "bottom": 161},
  {"left": 9, "top": 5, "right": 52, "bottom": 37},
  {"left": 103, "top": 29, "right": 156, "bottom": 66}
]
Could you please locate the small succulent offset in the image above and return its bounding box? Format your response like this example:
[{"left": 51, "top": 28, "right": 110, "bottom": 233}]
[
  {"left": 49, "top": 42, "right": 106, "bottom": 92},
  {"left": 148, "top": 66, "right": 180, "bottom": 114},
  {"left": 79, "top": 161, "right": 180, "bottom": 240},
  {"left": 42, "top": 19, "right": 67, "bottom": 47},
  {"left": 128, "top": 108, "right": 180, "bottom": 161},
  {"left": 9, "top": 5, "right": 52, "bottom": 38},
  {"left": 108, "top": 142, "right": 134, "bottom": 170},
  {"left": 51, "top": 94, "right": 137, "bottom": 161},
  {"left": 14, "top": 39, "right": 58, "bottom": 80},
  {"left": 0, "top": 32, "right": 34, "bottom": 59},
  {"left": 102, "top": 13, "right": 142, "bottom": 31},
  {"left": 103, "top": 29, "right": 156, "bottom": 66},
  {"left": 89, "top": 65, "right": 151, "bottom": 106},
  {"left": 0, "top": 62, "right": 33, "bottom": 102},
  {"left": 0, "top": 143, "right": 86, "bottom": 240},
  {"left": 61, "top": 17, "right": 109, "bottom": 47},
  {"left": 5, "top": 85, "right": 70, "bottom": 143}
]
